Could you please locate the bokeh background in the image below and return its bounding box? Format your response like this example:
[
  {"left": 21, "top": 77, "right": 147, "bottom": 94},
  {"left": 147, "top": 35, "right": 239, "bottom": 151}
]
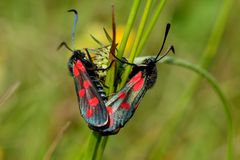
[{"left": 0, "top": 0, "right": 239, "bottom": 160}]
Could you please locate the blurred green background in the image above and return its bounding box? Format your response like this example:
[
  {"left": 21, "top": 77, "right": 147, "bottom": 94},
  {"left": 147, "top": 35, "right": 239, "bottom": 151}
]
[{"left": 0, "top": 0, "right": 239, "bottom": 160}]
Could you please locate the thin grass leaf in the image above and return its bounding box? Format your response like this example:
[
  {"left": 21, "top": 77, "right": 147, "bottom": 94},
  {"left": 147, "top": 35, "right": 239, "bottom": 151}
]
[
  {"left": 84, "top": 132, "right": 102, "bottom": 160},
  {"left": 144, "top": 56, "right": 234, "bottom": 160},
  {"left": 90, "top": 34, "right": 105, "bottom": 47},
  {"left": 148, "top": 0, "right": 234, "bottom": 159},
  {"left": 43, "top": 121, "right": 71, "bottom": 160},
  {"left": 103, "top": 28, "right": 112, "bottom": 43},
  {"left": 119, "top": 0, "right": 153, "bottom": 90},
  {"left": 0, "top": 81, "right": 21, "bottom": 107},
  {"left": 163, "top": 57, "right": 234, "bottom": 160},
  {"left": 135, "top": 0, "right": 167, "bottom": 57},
  {"left": 117, "top": 0, "right": 142, "bottom": 60}
]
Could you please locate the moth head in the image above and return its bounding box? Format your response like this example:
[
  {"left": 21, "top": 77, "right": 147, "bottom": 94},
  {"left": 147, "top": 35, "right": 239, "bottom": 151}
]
[{"left": 73, "top": 50, "right": 86, "bottom": 59}]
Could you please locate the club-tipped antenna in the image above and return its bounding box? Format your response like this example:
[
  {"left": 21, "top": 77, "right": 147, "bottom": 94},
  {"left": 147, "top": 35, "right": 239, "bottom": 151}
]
[
  {"left": 155, "top": 23, "right": 171, "bottom": 61},
  {"left": 57, "top": 42, "right": 73, "bottom": 52},
  {"left": 68, "top": 9, "right": 78, "bottom": 49},
  {"left": 156, "top": 45, "right": 175, "bottom": 62}
]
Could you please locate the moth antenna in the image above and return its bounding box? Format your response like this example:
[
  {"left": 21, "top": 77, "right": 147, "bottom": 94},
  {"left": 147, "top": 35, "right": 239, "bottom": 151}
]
[
  {"left": 155, "top": 23, "right": 171, "bottom": 60},
  {"left": 68, "top": 9, "right": 78, "bottom": 49},
  {"left": 57, "top": 42, "right": 74, "bottom": 52},
  {"left": 156, "top": 45, "right": 175, "bottom": 62}
]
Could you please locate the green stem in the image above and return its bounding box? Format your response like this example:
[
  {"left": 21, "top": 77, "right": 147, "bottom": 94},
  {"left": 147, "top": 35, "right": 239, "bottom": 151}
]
[
  {"left": 147, "top": 57, "right": 234, "bottom": 160},
  {"left": 163, "top": 57, "right": 234, "bottom": 160},
  {"left": 117, "top": 0, "right": 142, "bottom": 59},
  {"left": 105, "top": 59, "right": 116, "bottom": 95},
  {"left": 89, "top": 1, "right": 142, "bottom": 159},
  {"left": 200, "top": 0, "right": 233, "bottom": 69},
  {"left": 84, "top": 131, "right": 102, "bottom": 160},
  {"left": 148, "top": 0, "right": 234, "bottom": 159},
  {"left": 119, "top": 0, "right": 154, "bottom": 89},
  {"left": 84, "top": 0, "right": 170, "bottom": 159},
  {"left": 136, "top": 0, "right": 167, "bottom": 57},
  {"left": 94, "top": 137, "right": 109, "bottom": 160}
]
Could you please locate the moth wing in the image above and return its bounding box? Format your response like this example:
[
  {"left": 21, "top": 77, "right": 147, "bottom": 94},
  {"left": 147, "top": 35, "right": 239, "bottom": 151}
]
[
  {"left": 72, "top": 60, "right": 108, "bottom": 127},
  {"left": 100, "top": 72, "right": 147, "bottom": 135}
]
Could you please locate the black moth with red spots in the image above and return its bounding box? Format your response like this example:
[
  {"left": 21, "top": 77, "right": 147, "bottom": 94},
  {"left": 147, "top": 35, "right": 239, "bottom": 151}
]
[
  {"left": 92, "top": 23, "right": 174, "bottom": 135},
  {"left": 68, "top": 49, "right": 110, "bottom": 128},
  {"left": 58, "top": 9, "right": 114, "bottom": 129},
  {"left": 59, "top": 8, "right": 123, "bottom": 133},
  {"left": 92, "top": 72, "right": 147, "bottom": 135},
  {"left": 68, "top": 50, "right": 148, "bottom": 135},
  {"left": 60, "top": 8, "right": 174, "bottom": 135}
]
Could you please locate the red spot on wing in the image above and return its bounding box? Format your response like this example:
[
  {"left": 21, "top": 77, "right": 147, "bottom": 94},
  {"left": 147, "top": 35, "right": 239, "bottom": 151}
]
[
  {"left": 83, "top": 80, "right": 91, "bottom": 89},
  {"left": 120, "top": 102, "right": 130, "bottom": 110},
  {"left": 128, "top": 72, "right": 142, "bottom": 84},
  {"left": 106, "top": 106, "right": 113, "bottom": 115},
  {"left": 88, "top": 97, "right": 99, "bottom": 107},
  {"left": 73, "top": 64, "right": 80, "bottom": 76},
  {"left": 86, "top": 109, "right": 93, "bottom": 118},
  {"left": 119, "top": 92, "right": 126, "bottom": 99},
  {"left": 133, "top": 78, "right": 145, "bottom": 91},
  {"left": 78, "top": 89, "right": 85, "bottom": 97},
  {"left": 76, "top": 60, "right": 86, "bottom": 72}
]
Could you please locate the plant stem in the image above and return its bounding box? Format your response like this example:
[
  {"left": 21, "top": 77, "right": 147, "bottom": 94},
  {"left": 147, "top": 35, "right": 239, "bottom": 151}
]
[
  {"left": 86, "top": 1, "right": 142, "bottom": 159},
  {"left": 94, "top": 137, "right": 109, "bottom": 160},
  {"left": 200, "top": 0, "right": 233, "bottom": 69},
  {"left": 145, "top": 57, "right": 233, "bottom": 160},
  {"left": 117, "top": 0, "right": 142, "bottom": 60},
  {"left": 148, "top": 0, "right": 234, "bottom": 159},
  {"left": 84, "top": 131, "right": 102, "bottom": 160},
  {"left": 164, "top": 57, "right": 234, "bottom": 160},
  {"left": 136, "top": 0, "right": 167, "bottom": 57},
  {"left": 119, "top": 0, "right": 154, "bottom": 89}
]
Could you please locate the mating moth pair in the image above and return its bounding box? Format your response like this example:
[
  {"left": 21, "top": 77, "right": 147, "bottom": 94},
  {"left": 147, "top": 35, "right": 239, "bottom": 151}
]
[{"left": 59, "top": 8, "right": 174, "bottom": 135}]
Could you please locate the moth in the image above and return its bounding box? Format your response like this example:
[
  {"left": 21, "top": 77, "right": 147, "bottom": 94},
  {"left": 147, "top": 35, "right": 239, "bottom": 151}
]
[
  {"left": 94, "top": 23, "right": 174, "bottom": 135},
  {"left": 60, "top": 8, "right": 174, "bottom": 135},
  {"left": 58, "top": 9, "right": 115, "bottom": 129}
]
